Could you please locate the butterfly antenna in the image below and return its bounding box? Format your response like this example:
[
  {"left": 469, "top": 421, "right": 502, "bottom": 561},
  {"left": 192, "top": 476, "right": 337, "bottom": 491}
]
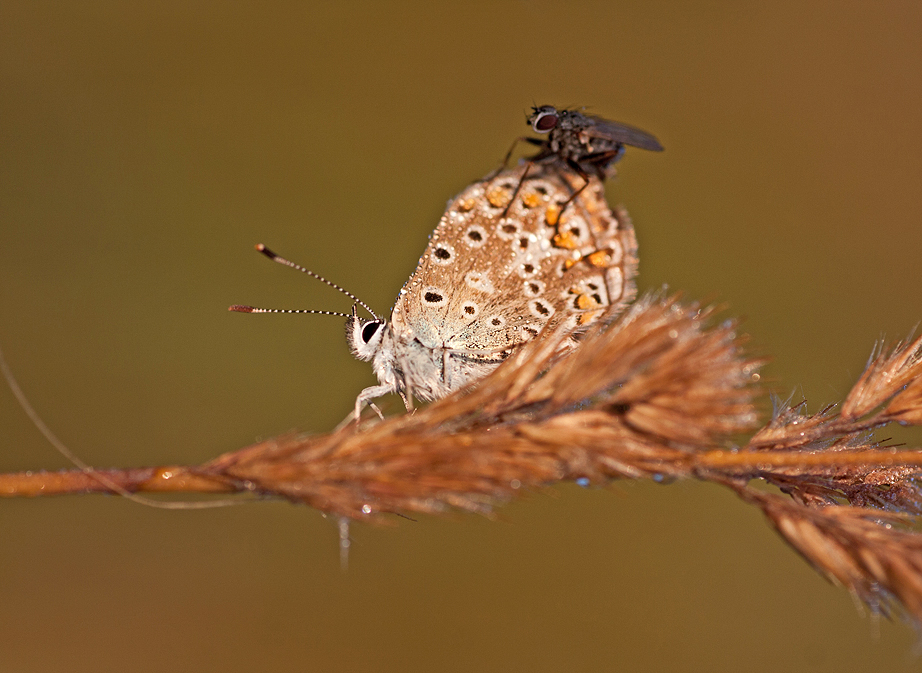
[
  {"left": 252, "top": 244, "right": 379, "bottom": 320},
  {"left": 228, "top": 305, "right": 351, "bottom": 318}
]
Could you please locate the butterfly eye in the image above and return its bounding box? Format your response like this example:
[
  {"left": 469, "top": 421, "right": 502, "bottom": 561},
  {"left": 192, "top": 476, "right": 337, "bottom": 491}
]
[
  {"left": 532, "top": 110, "right": 559, "bottom": 133},
  {"left": 361, "top": 321, "right": 382, "bottom": 343}
]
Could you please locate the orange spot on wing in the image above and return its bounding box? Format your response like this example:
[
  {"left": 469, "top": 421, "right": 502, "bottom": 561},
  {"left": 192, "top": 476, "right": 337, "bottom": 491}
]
[
  {"left": 575, "top": 294, "right": 598, "bottom": 310},
  {"left": 587, "top": 249, "right": 612, "bottom": 267},
  {"left": 578, "top": 310, "right": 603, "bottom": 326},
  {"left": 553, "top": 230, "right": 579, "bottom": 250},
  {"left": 456, "top": 197, "right": 476, "bottom": 212},
  {"left": 521, "top": 191, "right": 542, "bottom": 208},
  {"left": 487, "top": 187, "right": 511, "bottom": 209}
]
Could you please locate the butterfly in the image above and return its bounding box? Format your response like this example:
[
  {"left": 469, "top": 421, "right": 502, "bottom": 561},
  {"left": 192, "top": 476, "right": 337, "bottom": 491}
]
[
  {"left": 233, "top": 162, "right": 639, "bottom": 421},
  {"left": 345, "top": 163, "right": 638, "bottom": 419}
]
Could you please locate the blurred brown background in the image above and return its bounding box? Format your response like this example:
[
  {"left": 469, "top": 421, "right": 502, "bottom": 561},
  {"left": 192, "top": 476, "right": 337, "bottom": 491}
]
[{"left": 2, "top": 2, "right": 921, "bottom": 671}]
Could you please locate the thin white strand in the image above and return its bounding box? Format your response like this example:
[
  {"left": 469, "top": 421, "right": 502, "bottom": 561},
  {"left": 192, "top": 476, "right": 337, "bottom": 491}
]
[{"left": 0, "top": 342, "right": 248, "bottom": 510}]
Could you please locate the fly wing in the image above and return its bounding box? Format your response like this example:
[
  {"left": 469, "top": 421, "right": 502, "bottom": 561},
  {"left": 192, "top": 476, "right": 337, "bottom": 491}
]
[{"left": 585, "top": 114, "right": 664, "bottom": 152}]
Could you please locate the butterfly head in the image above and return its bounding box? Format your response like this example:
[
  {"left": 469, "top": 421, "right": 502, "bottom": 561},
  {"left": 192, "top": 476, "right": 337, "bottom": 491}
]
[{"left": 346, "top": 306, "right": 388, "bottom": 362}]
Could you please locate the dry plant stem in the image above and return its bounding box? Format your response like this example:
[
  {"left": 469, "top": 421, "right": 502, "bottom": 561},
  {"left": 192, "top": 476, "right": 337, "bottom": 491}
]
[
  {"left": 726, "top": 482, "right": 922, "bottom": 623},
  {"left": 2, "top": 297, "right": 921, "bottom": 517},
  {"left": 4, "top": 296, "right": 922, "bottom": 628},
  {"left": 710, "top": 331, "right": 922, "bottom": 626},
  {"left": 699, "top": 449, "right": 922, "bottom": 470},
  {"left": 4, "top": 448, "right": 922, "bottom": 500},
  {"left": 1, "top": 295, "right": 761, "bottom": 507},
  {"left": 0, "top": 466, "right": 234, "bottom": 497}
]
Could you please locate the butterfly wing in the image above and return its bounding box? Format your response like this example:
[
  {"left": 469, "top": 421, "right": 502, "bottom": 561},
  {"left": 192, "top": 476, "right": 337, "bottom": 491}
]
[{"left": 396, "top": 165, "right": 638, "bottom": 358}]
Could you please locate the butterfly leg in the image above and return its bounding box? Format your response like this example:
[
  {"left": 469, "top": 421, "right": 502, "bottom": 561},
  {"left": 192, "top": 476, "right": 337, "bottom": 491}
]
[
  {"left": 334, "top": 397, "right": 384, "bottom": 432},
  {"left": 441, "top": 350, "right": 452, "bottom": 391},
  {"left": 350, "top": 384, "right": 392, "bottom": 425}
]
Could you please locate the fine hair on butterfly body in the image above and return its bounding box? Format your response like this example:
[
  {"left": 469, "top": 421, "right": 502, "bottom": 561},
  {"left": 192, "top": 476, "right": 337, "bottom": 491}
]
[
  {"left": 233, "top": 163, "right": 638, "bottom": 423},
  {"left": 497, "top": 104, "right": 663, "bottom": 217}
]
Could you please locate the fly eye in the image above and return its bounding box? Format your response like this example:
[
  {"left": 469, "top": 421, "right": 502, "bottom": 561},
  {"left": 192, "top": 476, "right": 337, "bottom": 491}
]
[
  {"left": 532, "top": 111, "right": 558, "bottom": 133},
  {"left": 361, "top": 321, "right": 382, "bottom": 343}
]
